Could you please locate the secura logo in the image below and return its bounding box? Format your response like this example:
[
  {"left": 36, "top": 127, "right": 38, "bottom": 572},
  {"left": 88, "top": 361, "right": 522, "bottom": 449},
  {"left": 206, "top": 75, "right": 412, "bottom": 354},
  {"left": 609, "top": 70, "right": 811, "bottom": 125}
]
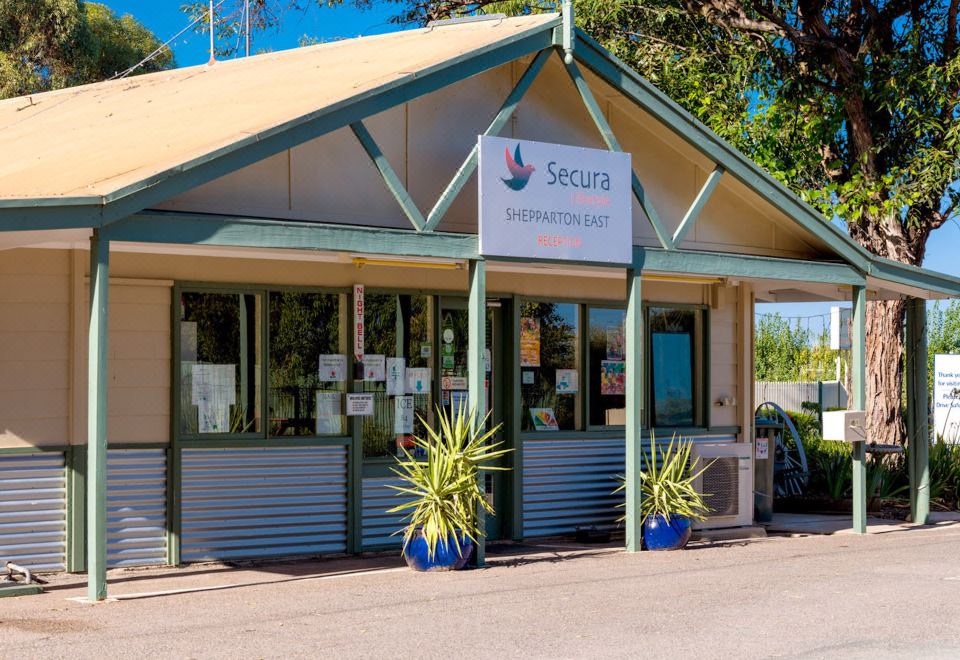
[{"left": 501, "top": 144, "right": 535, "bottom": 191}]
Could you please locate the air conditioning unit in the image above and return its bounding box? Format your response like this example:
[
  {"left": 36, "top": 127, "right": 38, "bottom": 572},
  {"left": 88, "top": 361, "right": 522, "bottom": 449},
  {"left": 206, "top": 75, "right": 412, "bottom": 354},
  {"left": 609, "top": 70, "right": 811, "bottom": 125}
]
[{"left": 690, "top": 442, "right": 753, "bottom": 529}]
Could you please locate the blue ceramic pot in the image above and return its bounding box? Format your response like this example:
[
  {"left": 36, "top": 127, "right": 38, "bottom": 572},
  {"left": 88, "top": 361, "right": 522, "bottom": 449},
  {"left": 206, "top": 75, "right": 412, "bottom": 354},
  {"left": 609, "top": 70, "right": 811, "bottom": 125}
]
[
  {"left": 403, "top": 530, "right": 474, "bottom": 571},
  {"left": 643, "top": 514, "right": 692, "bottom": 551}
]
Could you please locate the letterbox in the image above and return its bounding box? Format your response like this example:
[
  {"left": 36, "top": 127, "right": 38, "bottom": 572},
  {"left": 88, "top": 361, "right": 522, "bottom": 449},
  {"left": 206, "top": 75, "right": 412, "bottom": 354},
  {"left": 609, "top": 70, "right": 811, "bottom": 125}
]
[{"left": 822, "top": 410, "right": 867, "bottom": 443}]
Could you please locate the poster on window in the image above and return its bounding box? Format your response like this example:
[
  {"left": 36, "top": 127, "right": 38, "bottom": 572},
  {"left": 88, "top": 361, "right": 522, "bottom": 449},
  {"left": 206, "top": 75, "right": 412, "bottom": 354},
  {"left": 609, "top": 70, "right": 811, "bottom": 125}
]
[
  {"left": 606, "top": 323, "right": 625, "bottom": 361},
  {"left": 530, "top": 408, "right": 560, "bottom": 431},
  {"left": 394, "top": 395, "right": 415, "bottom": 434},
  {"left": 346, "top": 393, "right": 375, "bottom": 416},
  {"left": 555, "top": 369, "right": 578, "bottom": 394},
  {"left": 386, "top": 358, "right": 406, "bottom": 395},
  {"left": 191, "top": 364, "right": 236, "bottom": 433},
  {"left": 319, "top": 354, "right": 347, "bottom": 382},
  {"left": 520, "top": 317, "right": 541, "bottom": 367},
  {"left": 600, "top": 360, "right": 625, "bottom": 396},
  {"left": 363, "top": 355, "right": 385, "bottom": 382},
  {"left": 316, "top": 392, "right": 343, "bottom": 435},
  {"left": 406, "top": 368, "right": 432, "bottom": 394}
]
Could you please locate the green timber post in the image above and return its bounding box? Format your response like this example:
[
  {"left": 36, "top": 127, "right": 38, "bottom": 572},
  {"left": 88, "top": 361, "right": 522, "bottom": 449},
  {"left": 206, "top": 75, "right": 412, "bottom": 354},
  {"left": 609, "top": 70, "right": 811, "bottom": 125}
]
[
  {"left": 851, "top": 285, "right": 867, "bottom": 534},
  {"left": 87, "top": 228, "right": 110, "bottom": 600},
  {"left": 906, "top": 297, "right": 930, "bottom": 524},
  {"left": 625, "top": 269, "right": 643, "bottom": 551},
  {"left": 468, "top": 259, "right": 487, "bottom": 566},
  {"left": 66, "top": 445, "right": 86, "bottom": 572}
]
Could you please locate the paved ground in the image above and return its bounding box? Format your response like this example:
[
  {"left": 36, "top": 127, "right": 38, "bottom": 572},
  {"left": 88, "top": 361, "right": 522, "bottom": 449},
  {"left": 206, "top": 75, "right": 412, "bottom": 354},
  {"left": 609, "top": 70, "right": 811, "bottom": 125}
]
[{"left": 4, "top": 522, "right": 960, "bottom": 659}]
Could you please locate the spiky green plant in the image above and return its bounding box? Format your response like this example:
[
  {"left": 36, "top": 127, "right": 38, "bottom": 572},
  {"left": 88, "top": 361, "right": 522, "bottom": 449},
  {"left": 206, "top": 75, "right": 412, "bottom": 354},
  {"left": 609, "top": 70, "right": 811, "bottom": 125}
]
[
  {"left": 617, "top": 434, "right": 712, "bottom": 525},
  {"left": 389, "top": 403, "right": 510, "bottom": 559}
]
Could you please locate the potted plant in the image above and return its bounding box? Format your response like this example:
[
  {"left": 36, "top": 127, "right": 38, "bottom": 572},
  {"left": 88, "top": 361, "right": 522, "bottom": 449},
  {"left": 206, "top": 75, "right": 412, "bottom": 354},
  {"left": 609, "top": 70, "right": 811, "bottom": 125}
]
[
  {"left": 389, "top": 404, "right": 510, "bottom": 571},
  {"left": 618, "top": 434, "right": 712, "bottom": 551}
]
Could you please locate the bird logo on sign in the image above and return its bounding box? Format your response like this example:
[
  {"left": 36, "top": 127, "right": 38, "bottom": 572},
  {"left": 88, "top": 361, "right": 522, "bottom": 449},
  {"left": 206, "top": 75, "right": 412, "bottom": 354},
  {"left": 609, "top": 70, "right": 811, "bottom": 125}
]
[{"left": 501, "top": 144, "right": 535, "bottom": 191}]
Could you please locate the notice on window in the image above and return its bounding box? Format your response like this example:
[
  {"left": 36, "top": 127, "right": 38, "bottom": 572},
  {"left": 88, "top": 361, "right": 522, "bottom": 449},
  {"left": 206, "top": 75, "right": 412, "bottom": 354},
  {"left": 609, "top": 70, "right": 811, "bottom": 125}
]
[
  {"left": 191, "top": 364, "right": 236, "bottom": 433},
  {"left": 606, "top": 322, "right": 625, "bottom": 361},
  {"left": 555, "top": 369, "right": 578, "bottom": 394},
  {"left": 319, "top": 354, "right": 347, "bottom": 382},
  {"left": 441, "top": 376, "right": 468, "bottom": 391},
  {"left": 450, "top": 391, "right": 469, "bottom": 413},
  {"left": 346, "top": 393, "right": 375, "bottom": 416},
  {"left": 406, "top": 368, "right": 432, "bottom": 394},
  {"left": 316, "top": 392, "right": 343, "bottom": 435},
  {"left": 386, "top": 358, "right": 406, "bottom": 396},
  {"left": 530, "top": 408, "right": 559, "bottom": 432},
  {"left": 363, "top": 355, "right": 385, "bottom": 382},
  {"left": 394, "top": 395, "right": 415, "bottom": 434},
  {"left": 522, "top": 370, "right": 535, "bottom": 385},
  {"left": 600, "top": 360, "right": 625, "bottom": 396},
  {"left": 520, "top": 317, "right": 541, "bottom": 367}
]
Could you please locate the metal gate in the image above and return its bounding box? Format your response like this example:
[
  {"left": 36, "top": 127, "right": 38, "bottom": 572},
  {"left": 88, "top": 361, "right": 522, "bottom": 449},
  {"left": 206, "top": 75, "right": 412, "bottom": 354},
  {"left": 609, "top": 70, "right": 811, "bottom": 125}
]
[
  {"left": 0, "top": 452, "right": 67, "bottom": 571},
  {"left": 181, "top": 446, "right": 348, "bottom": 562}
]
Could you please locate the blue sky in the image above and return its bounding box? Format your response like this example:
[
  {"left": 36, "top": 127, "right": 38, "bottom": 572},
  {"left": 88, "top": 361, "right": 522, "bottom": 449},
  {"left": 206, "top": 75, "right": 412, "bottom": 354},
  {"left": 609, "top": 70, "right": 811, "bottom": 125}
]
[{"left": 101, "top": 2, "right": 960, "bottom": 331}]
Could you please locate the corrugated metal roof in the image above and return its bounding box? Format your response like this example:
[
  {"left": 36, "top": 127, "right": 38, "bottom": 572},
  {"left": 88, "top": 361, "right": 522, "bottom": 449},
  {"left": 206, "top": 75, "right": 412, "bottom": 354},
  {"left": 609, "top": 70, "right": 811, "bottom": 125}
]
[{"left": 0, "top": 14, "right": 557, "bottom": 203}]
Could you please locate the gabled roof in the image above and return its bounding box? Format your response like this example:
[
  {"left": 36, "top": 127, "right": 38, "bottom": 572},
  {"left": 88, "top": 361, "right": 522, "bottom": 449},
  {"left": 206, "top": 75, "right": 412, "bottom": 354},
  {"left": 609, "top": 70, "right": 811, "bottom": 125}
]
[{"left": 0, "top": 11, "right": 955, "bottom": 298}]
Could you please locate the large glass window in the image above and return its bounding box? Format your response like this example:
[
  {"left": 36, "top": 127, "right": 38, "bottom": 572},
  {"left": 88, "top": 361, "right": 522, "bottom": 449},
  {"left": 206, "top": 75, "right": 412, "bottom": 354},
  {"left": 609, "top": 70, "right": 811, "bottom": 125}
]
[
  {"left": 649, "top": 307, "right": 702, "bottom": 427},
  {"left": 179, "top": 291, "right": 261, "bottom": 435},
  {"left": 588, "top": 307, "right": 626, "bottom": 427},
  {"left": 268, "top": 292, "right": 347, "bottom": 437},
  {"left": 519, "top": 301, "right": 580, "bottom": 431},
  {"left": 362, "top": 293, "right": 434, "bottom": 458}
]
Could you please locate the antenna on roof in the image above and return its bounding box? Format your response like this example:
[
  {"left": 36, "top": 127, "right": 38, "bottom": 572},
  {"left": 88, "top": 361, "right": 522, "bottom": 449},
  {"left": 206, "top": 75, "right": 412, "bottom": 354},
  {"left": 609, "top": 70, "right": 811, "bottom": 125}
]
[{"left": 208, "top": 0, "right": 217, "bottom": 65}]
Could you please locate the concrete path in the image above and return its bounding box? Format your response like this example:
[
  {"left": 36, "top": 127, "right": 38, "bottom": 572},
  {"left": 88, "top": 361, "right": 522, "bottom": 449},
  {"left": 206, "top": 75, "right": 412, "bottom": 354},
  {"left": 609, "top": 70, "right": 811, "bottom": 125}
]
[
  {"left": 4, "top": 526, "right": 960, "bottom": 659},
  {"left": 766, "top": 511, "right": 960, "bottom": 535}
]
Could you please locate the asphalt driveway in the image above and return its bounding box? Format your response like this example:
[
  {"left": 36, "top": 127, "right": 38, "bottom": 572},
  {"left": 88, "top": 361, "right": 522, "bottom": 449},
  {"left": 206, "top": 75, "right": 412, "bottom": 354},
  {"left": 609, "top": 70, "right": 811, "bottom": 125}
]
[{"left": 4, "top": 523, "right": 960, "bottom": 659}]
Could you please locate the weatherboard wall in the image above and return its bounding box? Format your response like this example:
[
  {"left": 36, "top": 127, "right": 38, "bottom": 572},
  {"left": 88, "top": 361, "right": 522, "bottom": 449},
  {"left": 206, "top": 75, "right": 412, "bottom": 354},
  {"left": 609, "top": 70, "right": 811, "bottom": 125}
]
[{"left": 153, "top": 55, "right": 832, "bottom": 261}]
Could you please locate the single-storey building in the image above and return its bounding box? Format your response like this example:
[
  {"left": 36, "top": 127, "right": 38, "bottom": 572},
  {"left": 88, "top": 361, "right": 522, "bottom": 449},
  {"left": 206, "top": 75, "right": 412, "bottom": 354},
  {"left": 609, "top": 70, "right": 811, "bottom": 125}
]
[{"left": 0, "top": 10, "right": 955, "bottom": 600}]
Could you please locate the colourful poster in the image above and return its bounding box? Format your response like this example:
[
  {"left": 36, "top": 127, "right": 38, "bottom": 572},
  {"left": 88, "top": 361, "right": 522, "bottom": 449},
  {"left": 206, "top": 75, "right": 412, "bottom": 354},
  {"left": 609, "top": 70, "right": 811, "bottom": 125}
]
[
  {"left": 600, "top": 360, "right": 626, "bottom": 396},
  {"left": 520, "top": 317, "right": 541, "bottom": 367},
  {"left": 606, "top": 322, "right": 625, "bottom": 361},
  {"left": 530, "top": 408, "right": 559, "bottom": 431}
]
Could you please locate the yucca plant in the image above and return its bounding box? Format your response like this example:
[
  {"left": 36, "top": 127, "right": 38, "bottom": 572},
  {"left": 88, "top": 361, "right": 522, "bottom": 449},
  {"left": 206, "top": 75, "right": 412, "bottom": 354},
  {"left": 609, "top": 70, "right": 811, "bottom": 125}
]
[
  {"left": 389, "top": 403, "right": 510, "bottom": 560},
  {"left": 617, "top": 434, "right": 712, "bottom": 525}
]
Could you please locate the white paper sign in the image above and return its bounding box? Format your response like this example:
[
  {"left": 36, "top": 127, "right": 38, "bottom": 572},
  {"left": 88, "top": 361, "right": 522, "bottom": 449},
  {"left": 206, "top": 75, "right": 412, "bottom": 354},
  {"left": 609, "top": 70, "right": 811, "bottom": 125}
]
[
  {"left": 319, "top": 354, "right": 347, "bottom": 382},
  {"left": 478, "top": 135, "right": 632, "bottom": 264},
  {"left": 353, "top": 284, "right": 365, "bottom": 361},
  {"left": 934, "top": 354, "right": 960, "bottom": 443},
  {"left": 316, "top": 392, "right": 343, "bottom": 435},
  {"left": 755, "top": 437, "right": 769, "bottom": 460},
  {"left": 406, "top": 368, "right": 432, "bottom": 394},
  {"left": 191, "top": 364, "right": 236, "bottom": 434},
  {"left": 441, "top": 375, "right": 468, "bottom": 391},
  {"left": 363, "top": 355, "right": 385, "bottom": 382},
  {"left": 394, "top": 395, "right": 415, "bottom": 434},
  {"left": 555, "top": 369, "right": 578, "bottom": 394},
  {"left": 346, "top": 393, "right": 375, "bottom": 416},
  {"left": 387, "top": 358, "right": 406, "bottom": 396}
]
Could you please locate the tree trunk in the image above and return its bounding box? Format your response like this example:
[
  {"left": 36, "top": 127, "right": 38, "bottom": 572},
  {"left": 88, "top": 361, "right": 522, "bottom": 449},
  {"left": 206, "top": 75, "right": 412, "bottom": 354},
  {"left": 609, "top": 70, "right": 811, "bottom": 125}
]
[{"left": 864, "top": 299, "right": 906, "bottom": 445}]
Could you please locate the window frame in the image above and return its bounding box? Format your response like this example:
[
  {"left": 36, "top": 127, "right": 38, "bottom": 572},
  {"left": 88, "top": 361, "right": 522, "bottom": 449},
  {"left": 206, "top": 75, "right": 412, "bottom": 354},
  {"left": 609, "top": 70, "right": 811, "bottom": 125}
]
[
  {"left": 172, "top": 282, "right": 353, "bottom": 444},
  {"left": 645, "top": 303, "right": 709, "bottom": 432}
]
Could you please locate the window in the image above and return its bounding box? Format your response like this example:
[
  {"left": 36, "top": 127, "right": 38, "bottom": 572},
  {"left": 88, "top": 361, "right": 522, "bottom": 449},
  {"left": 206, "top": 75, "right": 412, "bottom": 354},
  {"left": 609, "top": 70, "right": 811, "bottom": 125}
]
[
  {"left": 649, "top": 307, "right": 702, "bottom": 427},
  {"left": 588, "top": 307, "right": 626, "bottom": 427},
  {"left": 519, "top": 301, "right": 580, "bottom": 431},
  {"left": 361, "top": 293, "right": 434, "bottom": 458},
  {"left": 268, "top": 292, "right": 347, "bottom": 437},
  {"left": 179, "top": 291, "right": 261, "bottom": 435}
]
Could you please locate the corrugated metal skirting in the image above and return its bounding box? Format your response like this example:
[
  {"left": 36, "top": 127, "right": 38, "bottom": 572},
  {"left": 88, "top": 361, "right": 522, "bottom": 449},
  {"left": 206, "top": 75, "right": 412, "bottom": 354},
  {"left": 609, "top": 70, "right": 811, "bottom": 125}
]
[
  {"left": 181, "top": 446, "right": 348, "bottom": 562},
  {"left": 0, "top": 452, "right": 67, "bottom": 571},
  {"left": 522, "top": 438, "right": 625, "bottom": 538},
  {"left": 107, "top": 449, "right": 167, "bottom": 568},
  {"left": 361, "top": 477, "right": 405, "bottom": 550}
]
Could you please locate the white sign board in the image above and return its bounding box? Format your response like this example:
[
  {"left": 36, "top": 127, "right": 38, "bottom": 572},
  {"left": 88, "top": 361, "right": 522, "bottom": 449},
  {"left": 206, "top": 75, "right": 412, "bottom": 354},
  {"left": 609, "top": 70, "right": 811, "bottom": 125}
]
[
  {"left": 319, "top": 354, "right": 346, "bottom": 382},
  {"left": 830, "top": 306, "right": 851, "bottom": 350},
  {"left": 346, "top": 393, "right": 375, "bottom": 416},
  {"left": 394, "top": 395, "right": 415, "bottom": 434},
  {"left": 934, "top": 354, "right": 960, "bottom": 443},
  {"left": 478, "top": 136, "right": 632, "bottom": 264}
]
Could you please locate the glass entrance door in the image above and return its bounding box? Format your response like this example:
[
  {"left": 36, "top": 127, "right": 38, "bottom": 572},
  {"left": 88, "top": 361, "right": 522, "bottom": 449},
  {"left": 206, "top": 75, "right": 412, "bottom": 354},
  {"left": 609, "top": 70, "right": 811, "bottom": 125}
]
[{"left": 438, "top": 298, "right": 507, "bottom": 540}]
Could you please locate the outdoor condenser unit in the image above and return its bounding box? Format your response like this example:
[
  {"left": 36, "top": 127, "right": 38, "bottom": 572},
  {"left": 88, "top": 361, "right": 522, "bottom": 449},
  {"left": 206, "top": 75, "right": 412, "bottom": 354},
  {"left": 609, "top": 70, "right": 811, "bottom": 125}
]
[{"left": 690, "top": 443, "right": 754, "bottom": 529}]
